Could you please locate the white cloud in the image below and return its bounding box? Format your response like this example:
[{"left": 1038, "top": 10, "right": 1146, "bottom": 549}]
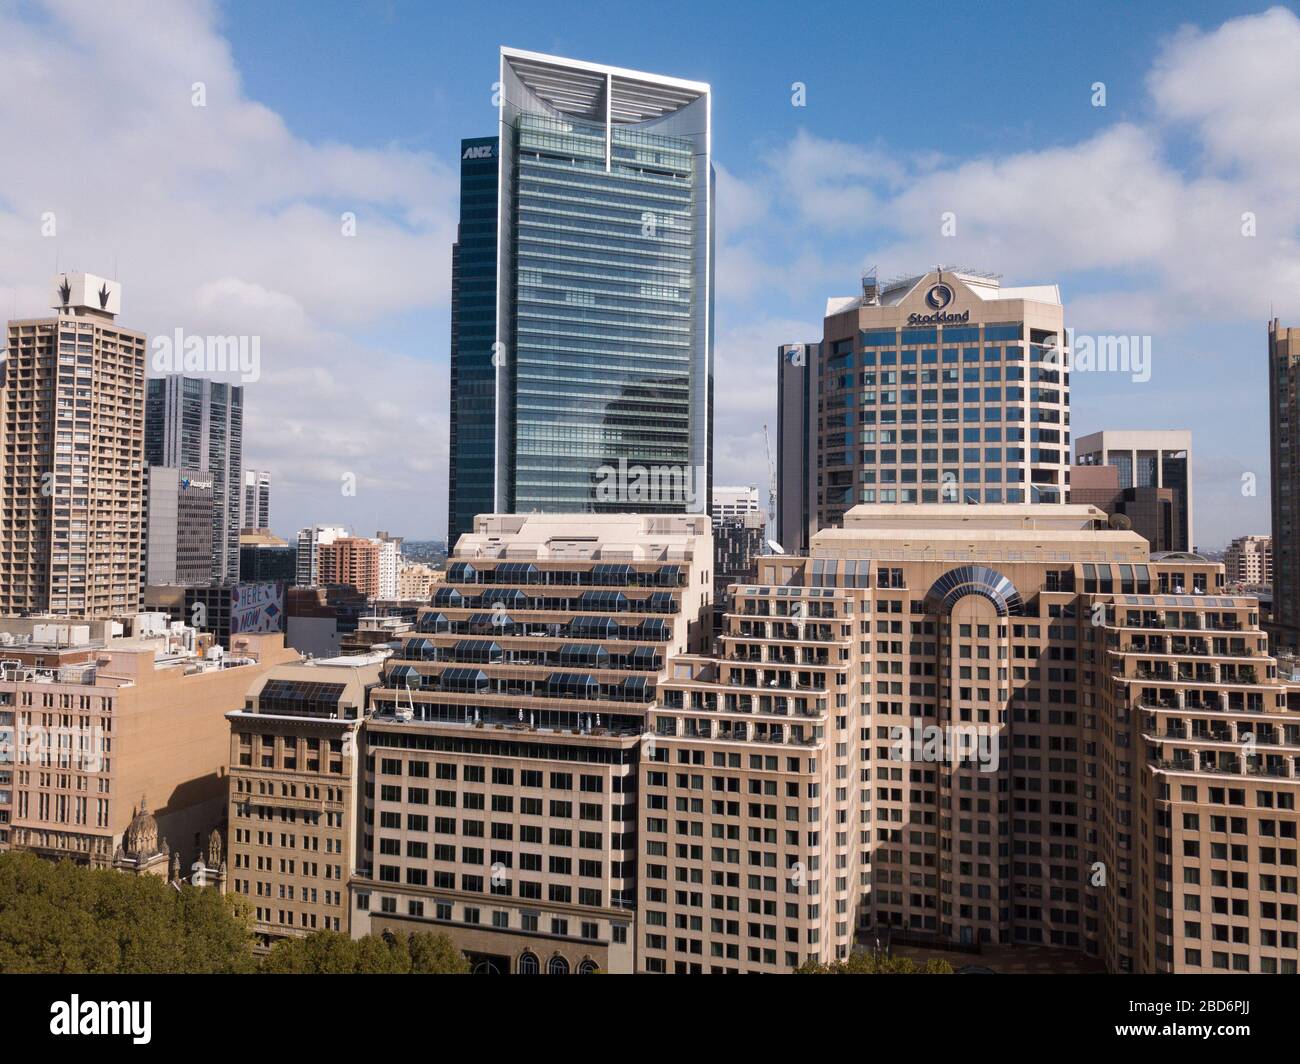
[
  {"left": 3, "top": 3, "right": 1295, "bottom": 549},
  {"left": 0, "top": 0, "right": 457, "bottom": 540},
  {"left": 714, "top": 7, "right": 1300, "bottom": 546}
]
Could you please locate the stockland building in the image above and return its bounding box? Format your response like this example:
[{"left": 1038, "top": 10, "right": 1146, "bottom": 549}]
[
  {"left": 447, "top": 47, "right": 714, "bottom": 545},
  {"left": 777, "top": 269, "right": 1069, "bottom": 553}
]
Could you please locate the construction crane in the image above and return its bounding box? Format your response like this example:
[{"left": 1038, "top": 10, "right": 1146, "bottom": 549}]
[{"left": 762, "top": 423, "right": 777, "bottom": 546}]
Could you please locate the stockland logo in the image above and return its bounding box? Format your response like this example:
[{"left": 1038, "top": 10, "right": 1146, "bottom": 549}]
[
  {"left": 50, "top": 996, "right": 151, "bottom": 1044},
  {"left": 594, "top": 459, "right": 704, "bottom": 509},
  {"left": 150, "top": 329, "right": 261, "bottom": 383},
  {"left": 925, "top": 283, "right": 954, "bottom": 310},
  {"left": 1054, "top": 328, "right": 1151, "bottom": 383}
]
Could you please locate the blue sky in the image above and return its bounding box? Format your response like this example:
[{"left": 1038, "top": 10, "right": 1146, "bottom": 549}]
[{"left": 3, "top": 0, "right": 1297, "bottom": 547}]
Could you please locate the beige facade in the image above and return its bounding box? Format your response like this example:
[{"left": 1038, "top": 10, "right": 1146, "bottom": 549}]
[
  {"left": 219, "top": 507, "right": 1300, "bottom": 974},
  {"left": 0, "top": 620, "right": 295, "bottom": 871},
  {"left": 347, "top": 513, "right": 713, "bottom": 974},
  {"left": 2, "top": 275, "right": 146, "bottom": 617},
  {"left": 1225, "top": 535, "right": 1272, "bottom": 587},
  {"left": 397, "top": 562, "right": 444, "bottom": 600},
  {"left": 643, "top": 505, "right": 1299, "bottom": 973},
  {"left": 227, "top": 653, "right": 383, "bottom": 947}
]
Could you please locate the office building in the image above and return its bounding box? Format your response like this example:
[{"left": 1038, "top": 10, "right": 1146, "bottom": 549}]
[
  {"left": 776, "top": 340, "right": 820, "bottom": 553},
  {"left": 144, "top": 467, "right": 215, "bottom": 586},
  {"left": 295, "top": 524, "right": 348, "bottom": 587},
  {"left": 712, "top": 508, "right": 765, "bottom": 639},
  {"left": 1268, "top": 320, "right": 1300, "bottom": 650},
  {"left": 711, "top": 486, "right": 759, "bottom": 525},
  {"left": 1225, "top": 535, "right": 1272, "bottom": 587},
  {"left": 1075, "top": 429, "right": 1193, "bottom": 551},
  {"left": 240, "top": 530, "right": 296, "bottom": 583},
  {"left": 284, "top": 584, "right": 372, "bottom": 659},
  {"left": 241, "top": 469, "right": 271, "bottom": 531},
  {"left": 0, "top": 615, "right": 295, "bottom": 865},
  {"left": 227, "top": 652, "right": 385, "bottom": 945},
  {"left": 446, "top": 48, "right": 714, "bottom": 543},
  {"left": 0, "top": 274, "right": 146, "bottom": 617},
  {"left": 1068, "top": 462, "right": 1185, "bottom": 553},
  {"left": 780, "top": 269, "right": 1068, "bottom": 542},
  {"left": 446, "top": 130, "right": 500, "bottom": 546},
  {"left": 143, "top": 581, "right": 285, "bottom": 648},
  {"left": 145, "top": 375, "right": 243, "bottom": 583},
  {"left": 348, "top": 512, "right": 713, "bottom": 974}
]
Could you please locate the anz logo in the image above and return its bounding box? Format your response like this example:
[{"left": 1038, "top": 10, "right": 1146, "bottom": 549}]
[{"left": 462, "top": 144, "right": 495, "bottom": 160}]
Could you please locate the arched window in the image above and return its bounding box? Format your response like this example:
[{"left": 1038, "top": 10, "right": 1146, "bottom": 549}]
[
  {"left": 471, "top": 958, "right": 501, "bottom": 975},
  {"left": 547, "top": 955, "right": 570, "bottom": 975},
  {"left": 518, "top": 951, "right": 540, "bottom": 974},
  {"left": 923, "top": 566, "right": 1024, "bottom": 617},
  {"left": 577, "top": 959, "right": 598, "bottom": 974}
]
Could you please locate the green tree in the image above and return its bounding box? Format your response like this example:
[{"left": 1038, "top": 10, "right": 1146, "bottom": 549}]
[
  {"left": 260, "top": 929, "right": 469, "bottom": 974},
  {"left": 408, "top": 931, "right": 472, "bottom": 974},
  {"left": 0, "top": 851, "right": 255, "bottom": 974},
  {"left": 794, "top": 950, "right": 953, "bottom": 974}
]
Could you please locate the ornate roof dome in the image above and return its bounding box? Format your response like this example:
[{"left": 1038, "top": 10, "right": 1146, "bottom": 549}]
[{"left": 124, "top": 797, "right": 160, "bottom": 859}]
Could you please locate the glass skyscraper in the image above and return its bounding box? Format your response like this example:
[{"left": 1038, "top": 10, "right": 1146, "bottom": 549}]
[
  {"left": 778, "top": 270, "right": 1070, "bottom": 548},
  {"left": 447, "top": 48, "right": 713, "bottom": 545},
  {"left": 145, "top": 375, "right": 243, "bottom": 583},
  {"left": 447, "top": 135, "right": 500, "bottom": 543}
]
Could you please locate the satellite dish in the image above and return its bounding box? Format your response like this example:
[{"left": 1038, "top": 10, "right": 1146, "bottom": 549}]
[
  {"left": 1108, "top": 513, "right": 1132, "bottom": 531},
  {"left": 766, "top": 539, "right": 786, "bottom": 555}
]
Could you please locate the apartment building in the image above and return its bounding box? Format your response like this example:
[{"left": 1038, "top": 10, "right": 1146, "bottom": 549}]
[
  {"left": 349, "top": 512, "right": 713, "bottom": 974},
  {"left": 1225, "top": 535, "right": 1273, "bottom": 587},
  {"left": 318, "top": 537, "right": 383, "bottom": 598},
  {"left": 226, "top": 653, "right": 384, "bottom": 947},
  {"left": 0, "top": 616, "right": 295, "bottom": 867},
  {"left": 396, "top": 562, "right": 444, "bottom": 600},
  {"left": 640, "top": 505, "right": 1299, "bottom": 974},
  {"left": 220, "top": 506, "right": 1300, "bottom": 974},
  {"left": 1, "top": 274, "right": 146, "bottom": 617},
  {"left": 295, "top": 524, "right": 348, "bottom": 587},
  {"left": 241, "top": 469, "right": 271, "bottom": 531}
]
